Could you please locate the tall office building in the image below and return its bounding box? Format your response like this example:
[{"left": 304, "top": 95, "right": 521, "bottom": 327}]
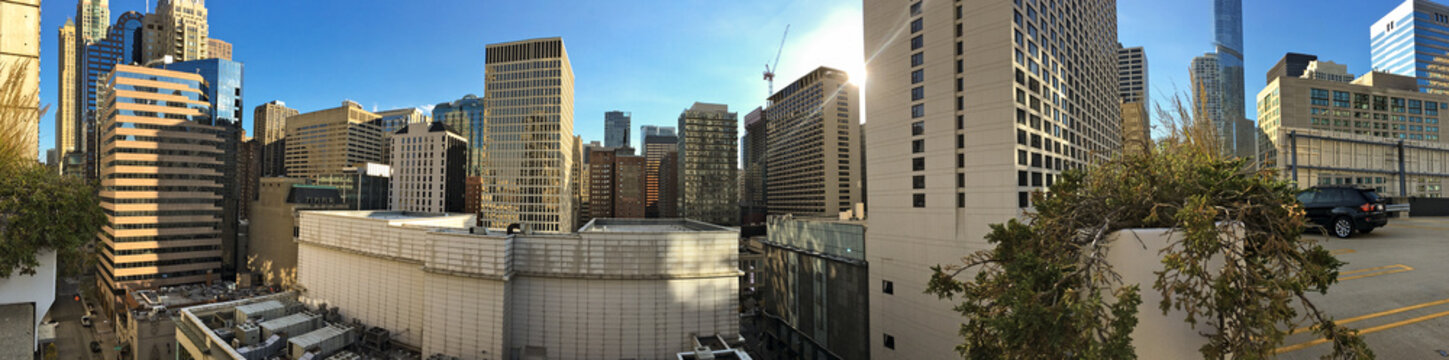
[
  {"left": 76, "top": 0, "right": 109, "bottom": 43},
  {"left": 764, "top": 67, "right": 861, "bottom": 217},
  {"left": 162, "top": 58, "right": 246, "bottom": 274},
  {"left": 285, "top": 101, "right": 385, "bottom": 208},
  {"left": 207, "top": 38, "right": 231, "bottom": 61},
  {"left": 605, "top": 110, "right": 631, "bottom": 149},
  {"left": 83, "top": 11, "right": 146, "bottom": 151},
  {"left": 478, "top": 38, "right": 576, "bottom": 233},
  {"left": 433, "top": 94, "right": 486, "bottom": 176},
  {"left": 677, "top": 102, "right": 738, "bottom": 226},
  {"left": 1191, "top": 53, "right": 1226, "bottom": 143},
  {"left": 143, "top": 0, "right": 209, "bottom": 62},
  {"left": 97, "top": 65, "right": 222, "bottom": 296},
  {"left": 1214, "top": 0, "right": 1248, "bottom": 156},
  {"left": 862, "top": 0, "right": 1121, "bottom": 357},
  {"left": 643, "top": 128, "right": 678, "bottom": 217},
  {"left": 372, "top": 107, "right": 429, "bottom": 161},
  {"left": 57, "top": 19, "right": 81, "bottom": 167},
  {"left": 1372, "top": 0, "right": 1449, "bottom": 94},
  {"left": 741, "top": 107, "right": 767, "bottom": 225},
  {"left": 1265, "top": 52, "right": 1318, "bottom": 85},
  {"left": 389, "top": 122, "right": 466, "bottom": 213},
  {"left": 1118, "top": 45, "right": 1151, "bottom": 153},
  {"left": 1, "top": 0, "right": 39, "bottom": 160},
  {"left": 254, "top": 100, "right": 298, "bottom": 177},
  {"left": 641, "top": 124, "right": 676, "bottom": 137}
]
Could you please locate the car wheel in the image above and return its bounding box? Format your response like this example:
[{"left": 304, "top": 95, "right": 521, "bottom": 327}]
[{"left": 1333, "top": 217, "right": 1354, "bottom": 238}]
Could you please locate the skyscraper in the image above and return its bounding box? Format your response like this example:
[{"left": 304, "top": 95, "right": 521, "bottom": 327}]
[
  {"left": 1118, "top": 45, "right": 1151, "bottom": 153},
  {"left": 254, "top": 100, "right": 298, "bottom": 177},
  {"left": 390, "top": 122, "right": 467, "bottom": 213},
  {"left": 1, "top": 0, "right": 39, "bottom": 160},
  {"left": 741, "top": 107, "right": 766, "bottom": 225},
  {"left": 764, "top": 67, "right": 862, "bottom": 217},
  {"left": 162, "top": 58, "right": 246, "bottom": 274},
  {"left": 605, "top": 110, "right": 631, "bottom": 149},
  {"left": 76, "top": 0, "right": 109, "bottom": 43},
  {"left": 285, "top": 101, "right": 385, "bottom": 209},
  {"left": 57, "top": 19, "right": 80, "bottom": 168},
  {"left": 677, "top": 102, "right": 738, "bottom": 226},
  {"left": 97, "top": 65, "right": 222, "bottom": 295},
  {"left": 433, "top": 94, "right": 486, "bottom": 176},
  {"left": 1265, "top": 52, "right": 1318, "bottom": 85},
  {"left": 1372, "top": 0, "right": 1449, "bottom": 94},
  {"left": 1191, "top": 53, "right": 1226, "bottom": 145},
  {"left": 642, "top": 128, "right": 678, "bottom": 217},
  {"left": 863, "top": 0, "right": 1121, "bottom": 357},
  {"left": 587, "top": 147, "right": 646, "bottom": 220},
  {"left": 207, "top": 38, "right": 232, "bottom": 61},
  {"left": 1215, "top": 0, "right": 1249, "bottom": 157},
  {"left": 143, "top": 0, "right": 210, "bottom": 62},
  {"left": 479, "top": 38, "right": 576, "bottom": 233},
  {"left": 372, "top": 107, "right": 429, "bottom": 161}
]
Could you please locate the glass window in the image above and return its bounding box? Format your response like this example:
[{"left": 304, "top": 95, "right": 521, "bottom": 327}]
[
  {"left": 912, "top": 86, "right": 924, "bottom": 101},
  {"left": 911, "top": 35, "right": 923, "bottom": 50},
  {"left": 910, "top": 2, "right": 921, "bottom": 16},
  {"left": 911, "top": 18, "right": 923, "bottom": 33},
  {"left": 912, "top": 69, "right": 924, "bottom": 84},
  {"left": 912, "top": 194, "right": 926, "bottom": 208},
  {"left": 913, "top": 157, "right": 925, "bottom": 171},
  {"left": 911, "top": 121, "right": 925, "bottom": 136},
  {"left": 912, "top": 139, "right": 925, "bottom": 153},
  {"left": 911, "top": 52, "right": 924, "bottom": 67},
  {"left": 913, "top": 175, "right": 925, "bottom": 189},
  {"left": 911, "top": 104, "right": 925, "bottom": 118}
]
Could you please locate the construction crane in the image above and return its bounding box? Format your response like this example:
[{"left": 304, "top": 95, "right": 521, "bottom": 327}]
[{"left": 763, "top": 25, "right": 790, "bottom": 98}]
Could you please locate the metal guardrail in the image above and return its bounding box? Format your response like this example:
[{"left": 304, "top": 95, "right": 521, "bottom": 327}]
[{"left": 1386, "top": 204, "right": 1411, "bottom": 212}]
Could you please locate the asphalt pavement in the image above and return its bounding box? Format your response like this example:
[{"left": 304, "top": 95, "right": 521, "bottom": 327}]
[{"left": 49, "top": 277, "right": 119, "bottom": 360}]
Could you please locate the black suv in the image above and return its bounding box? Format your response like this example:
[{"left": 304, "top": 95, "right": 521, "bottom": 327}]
[{"left": 1296, "top": 186, "right": 1387, "bottom": 238}]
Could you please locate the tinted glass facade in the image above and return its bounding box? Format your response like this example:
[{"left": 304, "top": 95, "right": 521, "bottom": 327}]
[{"left": 1371, "top": 0, "right": 1449, "bottom": 94}]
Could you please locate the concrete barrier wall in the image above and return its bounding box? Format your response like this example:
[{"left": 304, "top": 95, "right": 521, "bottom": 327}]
[
  {"left": 1408, "top": 197, "right": 1449, "bottom": 217},
  {"left": 1105, "top": 229, "right": 1213, "bottom": 359}
]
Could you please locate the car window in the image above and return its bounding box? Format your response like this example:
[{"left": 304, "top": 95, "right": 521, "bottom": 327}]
[
  {"left": 1339, "top": 189, "right": 1365, "bottom": 203},
  {"left": 1296, "top": 190, "right": 1316, "bottom": 204},
  {"left": 1359, "top": 190, "right": 1381, "bottom": 203}
]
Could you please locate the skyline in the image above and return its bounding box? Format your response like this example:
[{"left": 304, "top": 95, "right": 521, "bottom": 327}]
[{"left": 27, "top": 0, "right": 1412, "bottom": 161}]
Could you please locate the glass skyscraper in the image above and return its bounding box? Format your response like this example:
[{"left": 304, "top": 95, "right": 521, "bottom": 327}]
[
  {"left": 1372, "top": 0, "right": 1449, "bottom": 94},
  {"left": 605, "top": 110, "right": 631, "bottom": 149},
  {"left": 1213, "top": 0, "right": 1248, "bottom": 157},
  {"left": 162, "top": 58, "right": 246, "bottom": 274},
  {"left": 433, "top": 94, "right": 486, "bottom": 176}
]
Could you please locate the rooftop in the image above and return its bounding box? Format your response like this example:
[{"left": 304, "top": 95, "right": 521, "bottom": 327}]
[{"left": 580, "top": 218, "right": 736, "bottom": 233}]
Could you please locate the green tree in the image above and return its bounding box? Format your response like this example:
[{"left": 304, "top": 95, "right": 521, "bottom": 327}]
[
  {"left": 927, "top": 94, "right": 1373, "bottom": 359},
  {"left": 0, "top": 60, "right": 106, "bottom": 278}
]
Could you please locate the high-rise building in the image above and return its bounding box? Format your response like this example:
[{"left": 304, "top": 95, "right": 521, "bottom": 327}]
[
  {"left": 57, "top": 19, "right": 81, "bottom": 167},
  {"left": 1, "top": 0, "right": 39, "bottom": 160},
  {"left": 1118, "top": 45, "right": 1151, "bottom": 153},
  {"left": 239, "top": 136, "right": 257, "bottom": 217},
  {"left": 389, "top": 122, "right": 467, "bottom": 213},
  {"left": 764, "top": 67, "right": 861, "bottom": 217},
  {"left": 76, "top": 0, "right": 109, "bottom": 43},
  {"left": 1265, "top": 52, "right": 1317, "bottom": 85},
  {"left": 1214, "top": 0, "right": 1247, "bottom": 147},
  {"left": 755, "top": 216, "right": 870, "bottom": 360},
  {"left": 1117, "top": 45, "right": 1149, "bottom": 104},
  {"left": 284, "top": 101, "right": 385, "bottom": 208},
  {"left": 433, "top": 94, "right": 486, "bottom": 177},
  {"left": 143, "top": 0, "right": 209, "bottom": 62},
  {"left": 605, "top": 110, "right": 631, "bottom": 149},
  {"left": 83, "top": 11, "right": 146, "bottom": 151},
  {"left": 1372, "top": 0, "right": 1449, "bottom": 94},
  {"left": 677, "top": 102, "right": 738, "bottom": 226},
  {"left": 741, "top": 107, "right": 767, "bottom": 225},
  {"left": 643, "top": 129, "right": 678, "bottom": 217},
  {"left": 587, "top": 147, "right": 646, "bottom": 220},
  {"left": 1258, "top": 68, "right": 1449, "bottom": 197},
  {"left": 1191, "top": 53, "right": 1226, "bottom": 143},
  {"left": 254, "top": 100, "right": 298, "bottom": 177},
  {"left": 207, "top": 38, "right": 231, "bottom": 61},
  {"left": 247, "top": 178, "right": 346, "bottom": 286},
  {"left": 372, "top": 107, "right": 429, "bottom": 161},
  {"left": 862, "top": 0, "right": 1121, "bottom": 357},
  {"left": 1302, "top": 60, "right": 1355, "bottom": 83},
  {"left": 97, "top": 65, "right": 222, "bottom": 296},
  {"left": 658, "top": 148, "right": 679, "bottom": 218},
  {"left": 163, "top": 58, "right": 246, "bottom": 274},
  {"left": 641, "top": 124, "right": 676, "bottom": 137},
  {"left": 478, "top": 38, "right": 576, "bottom": 233}
]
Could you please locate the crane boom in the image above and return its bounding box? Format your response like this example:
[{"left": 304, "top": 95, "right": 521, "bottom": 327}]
[{"left": 763, "top": 25, "right": 791, "bottom": 98}]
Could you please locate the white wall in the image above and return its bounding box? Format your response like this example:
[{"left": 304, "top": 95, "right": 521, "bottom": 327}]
[
  {"left": 0, "top": 249, "right": 56, "bottom": 352},
  {"left": 1107, "top": 229, "right": 1213, "bottom": 359}
]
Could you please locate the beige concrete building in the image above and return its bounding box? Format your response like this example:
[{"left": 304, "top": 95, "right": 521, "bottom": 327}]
[
  {"left": 294, "top": 211, "right": 742, "bottom": 359},
  {"left": 76, "top": 0, "right": 108, "bottom": 43},
  {"left": 1118, "top": 45, "right": 1151, "bottom": 154},
  {"left": 97, "top": 65, "right": 223, "bottom": 297},
  {"left": 284, "top": 100, "right": 383, "bottom": 179},
  {"left": 247, "top": 178, "right": 346, "bottom": 286},
  {"left": 57, "top": 19, "right": 80, "bottom": 166},
  {"left": 1258, "top": 70, "right": 1449, "bottom": 197},
  {"left": 764, "top": 67, "right": 861, "bottom": 217},
  {"left": 143, "top": 0, "right": 209, "bottom": 62},
  {"left": 677, "top": 102, "right": 739, "bottom": 225},
  {"left": 206, "top": 38, "right": 230, "bottom": 60},
  {"left": 1122, "top": 102, "right": 1151, "bottom": 154},
  {"left": 253, "top": 100, "right": 297, "bottom": 177},
  {"left": 863, "top": 0, "right": 1122, "bottom": 357},
  {"left": 389, "top": 122, "right": 466, "bottom": 213},
  {"left": 1, "top": 0, "right": 40, "bottom": 160},
  {"left": 479, "top": 37, "right": 576, "bottom": 233}
]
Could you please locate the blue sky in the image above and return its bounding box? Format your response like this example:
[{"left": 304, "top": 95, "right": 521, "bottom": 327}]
[{"left": 32, "top": 0, "right": 1409, "bottom": 160}]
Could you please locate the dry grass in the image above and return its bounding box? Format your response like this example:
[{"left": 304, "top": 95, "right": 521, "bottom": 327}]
[{"left": 0, "top": 59, "right": 46, "bottom": 167}]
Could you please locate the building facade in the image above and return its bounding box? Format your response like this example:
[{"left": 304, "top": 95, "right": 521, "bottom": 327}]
[
  {"left": 143, "top": 0, "right": 209, "bottom": 62},
  {"left": 163, "top": 58, "right": 246, "bottom": 275},
  {"left": 753, "top": 216, "right": 869, "bottom": 360},
  {"left": 1214, "top": 0, "right": 1247, "bottom": 157},
  {"left": 677, "top": 102, "right": 739, "bottom": 225},
  {"left": 295, "top": 212, "right": 741, "bottom": 359},
  {"left": 76, "top": 0, "right": 109, "bottom": 43},
  {"left": 1, "top": 0, "right": 40, "bottom": 160},
  {"left": 742, "top": 107, "right": 767, "bottom": 224},
  {"left": 479, "top": 38, "right": 576, "bottom": 232},
  {"left": 83, "top": 11, "right": 148, "bottom": 177},
  {"left": 1265, "top": 52, "right": 1318, "bottom": 85},
  {"left": 284, "top": 101, "right": 385, "bottom": 208},
  {"left": 642, "top": 124, "right": 676, "bottom": 137},
  {"left": 764, "top": 67, "right": 861, "bottom": 217},
  {"left": 587, "top": 147, "right": 646, "bottom": 220},
  {"left": 1118, "top": 45, "right": 1151, "bottom": 154},
  {"left": 1302, "top": 60, "right": 1354, "bottom": 83},
  {"left": 862, "top": 0, "right": 1122, "bottom": 357},
  {"left": 1258, "top": 70, "right": 1449, "bottom": 197},
  {"left": 97, "top": 65, "right": 223, "bottom": 297},
  {"left": 642, "top": 130, "right": 678, "bottom": 218},
  {"left": 207, "top": 38, "right": 231, "bottom": 60},
  {"left": 389, "top": 122, "right": 467, "bottom": 213},
  {"left": 605, "top": 110, "right": 631, "bottom": 149},
  {"left": 372, "top": 107, "right": 429, "bottom": 161},
  {"left": 254, "top": 100, "right": 298, "bottom": 177},
  {"left": 1372, "top": 0, "right": 1449, "bottom": 94},
  {"left": 433, "top": 94, "right": 485, "bottom": 176},
  {"left": 247, "top": 178, "right": 346, "bottom": 286},
  {"left": 57, "top": 19, "right": 80, "bottom": 167}
]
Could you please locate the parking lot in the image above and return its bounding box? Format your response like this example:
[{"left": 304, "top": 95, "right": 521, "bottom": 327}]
[{"left": 1276, "top": 216, "right": 1449, "bottom": 359}]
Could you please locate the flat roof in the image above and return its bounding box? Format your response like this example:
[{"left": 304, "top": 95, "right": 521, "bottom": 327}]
[{"left": 580, "top": 218, "right": 735, "bottom": 233}]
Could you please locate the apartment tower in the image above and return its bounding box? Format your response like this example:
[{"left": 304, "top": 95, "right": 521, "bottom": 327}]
[
  {"left": 207, "top": 38, "right": 231, "bottom": 61},
  {"left": 254, "top": 100, "right": 298, "bottom": 177},
  {"left": 677, "top": 102, "right": 738, "bottom": 225},
  {"left": 143, "top": 0, "right": 209, "bottom": 62},
  {"left": 1, "top": 0, "right": 39, "bottom": 159},
  {"left": 479, "top": 38, "right": 576, "bottom": 232},
  {"left": 764, "top": 66, "right": 861, "bottom": 217},
  {"left": 605, "top": 110, "right": 631, "bottom": 149},
  {"left": 862, "top": 0, "right": 1121, "bottom": 357},
  {"left": 389, "top": 122, "right": 467, "bottom": 213},
  {"left": 97, "top": 65, "right": 222, "bottom": 295},
  {"left": 57, "top": 19, "right": 80, "bottom": 168},
  {"left": 76, "top": 0, "right": 109, "bottom": 43}
]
